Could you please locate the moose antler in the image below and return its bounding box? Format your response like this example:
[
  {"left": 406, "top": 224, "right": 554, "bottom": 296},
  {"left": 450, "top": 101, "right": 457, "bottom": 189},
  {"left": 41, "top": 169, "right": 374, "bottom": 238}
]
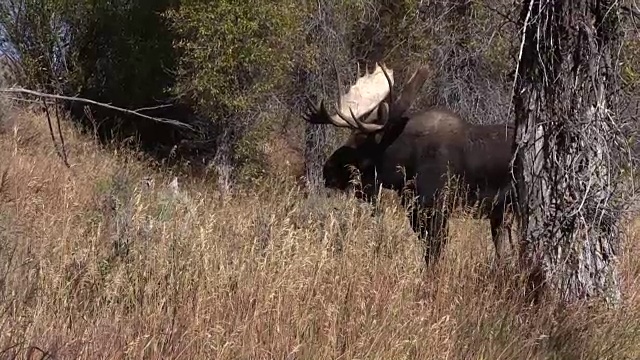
[
  {"left": 333, "top": 62, "right": 394, "bottom": 124},
  {"left": 303, "top": 62, "right": 429, "bottom": 133},
  {"left": 345, "top": 64, "right": 430, "bottom": 131},
  {"left": 303, "top": 62, "right": 394, "bottom": 132},
  {"left": 387, "top": 65, "right": 430, "bottom": 119}
]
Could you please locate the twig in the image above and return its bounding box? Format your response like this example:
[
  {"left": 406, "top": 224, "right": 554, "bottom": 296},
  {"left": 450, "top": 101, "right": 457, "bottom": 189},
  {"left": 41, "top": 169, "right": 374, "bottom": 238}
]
[
  {"left": 134, "top": 103, "right": 174, "bottom": 112},
  {"left": 84, "top": 105, "right": 99, "bottom": 141},
  {"left": 1, "top": 96, "right": 42, "bottom": 104},
  {"left": 0, "top": 87, "right": 194, "bottom": 130},
  {"left": 621, "top": 5, "right": 640, "bottom": 18},
  {"left": 25, "top": 345, "right": 51, "bottom": 360},
  {"left": 42, "top": 98, "right": 69, "bottom": 168},
  {"left": 483, "top": 2, "right": 519, "bottom": 25},
  {"left": 0, "top": 342, "right": 24, "bottom": 357},
  {"left": 53, "top": 100, "right": 69, "bottom": 166}
]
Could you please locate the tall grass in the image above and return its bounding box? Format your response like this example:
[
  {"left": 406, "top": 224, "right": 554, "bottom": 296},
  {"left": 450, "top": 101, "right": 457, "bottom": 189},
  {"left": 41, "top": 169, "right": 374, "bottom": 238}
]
[{"left": 1, "top": 109, "right": 640, "bottom": 359}]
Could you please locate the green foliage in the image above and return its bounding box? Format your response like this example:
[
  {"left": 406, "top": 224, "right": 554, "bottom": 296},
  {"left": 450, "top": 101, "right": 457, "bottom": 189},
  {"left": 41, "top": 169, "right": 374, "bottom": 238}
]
[
  {"left": 1, "top": 0, "right": 178, "bottom": 108},
  {"left": 470, "top": 2, "right": 518, "bottom": 77},
  {"left": 622, "top": 37, "right": 640, "bottom": 91},
  {"left": 232, "top": 117, "right": 274, "bottom": 184},
  {"left": 346, "top": 0, "right": 431, "bottom": 66},
  {"left": 63, "top": 0, "right": 179, "bottom": 108},
  {"left": 0, "top": 0, "right": 68, "bottom": 91},
  {"left": 164, "top": 0, "right": 306, "bottom": 119},
  {"left": 163, "top": 0, "right": 311, "bottom": 183}
]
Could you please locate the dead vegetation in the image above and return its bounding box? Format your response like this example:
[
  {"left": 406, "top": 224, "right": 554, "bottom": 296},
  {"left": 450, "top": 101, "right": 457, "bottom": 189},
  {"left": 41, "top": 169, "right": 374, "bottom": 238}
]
[{"left": 1, "top": 108, "right": 640, "bottom": 359}]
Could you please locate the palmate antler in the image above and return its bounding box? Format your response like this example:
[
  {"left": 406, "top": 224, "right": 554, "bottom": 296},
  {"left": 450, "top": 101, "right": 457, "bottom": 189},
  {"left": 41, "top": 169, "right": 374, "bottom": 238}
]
[
  {"left": 304, "top": 62, "right": 394, "bottom": 132},
  {"left": 334, "top": 62, "right": 394, "bottom": 130},
  {"left": 304, "top": 62, "right": 429, "bottom": 133}
]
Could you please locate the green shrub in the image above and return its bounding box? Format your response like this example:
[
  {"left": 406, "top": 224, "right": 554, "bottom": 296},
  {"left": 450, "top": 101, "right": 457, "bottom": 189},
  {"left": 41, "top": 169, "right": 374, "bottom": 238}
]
[
  {"left": 63, "top": 0, "right": 179, "bottom": 109},
  {"left": 1, "top": 0, "right": 178, "bottom": 107},
  {"left": 348, "top": 0, "right": 432, "bottom": 67},
  {"left": 622, "top": 37, "right": 640, "bottom": 91},
  {"left": 0, "top": 0, "right": 67, "bottom": 91},
  {"left": 163, "top": 0, "right": 312, "bottom": 183},
  {"left": 164, "top": 0, "right": 306, "bottom": 119}
]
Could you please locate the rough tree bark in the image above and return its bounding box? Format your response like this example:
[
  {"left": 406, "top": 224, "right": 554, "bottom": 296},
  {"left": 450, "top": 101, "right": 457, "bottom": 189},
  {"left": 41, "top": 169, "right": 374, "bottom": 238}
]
[{"left": 513, "top": 0, "right": 625, "bottom": 304}]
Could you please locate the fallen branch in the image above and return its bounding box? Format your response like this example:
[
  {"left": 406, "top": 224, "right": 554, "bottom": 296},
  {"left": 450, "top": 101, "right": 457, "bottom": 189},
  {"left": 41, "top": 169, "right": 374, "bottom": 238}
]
[{"left": 0, "top": 87, "right": 194, "bottom": 130}]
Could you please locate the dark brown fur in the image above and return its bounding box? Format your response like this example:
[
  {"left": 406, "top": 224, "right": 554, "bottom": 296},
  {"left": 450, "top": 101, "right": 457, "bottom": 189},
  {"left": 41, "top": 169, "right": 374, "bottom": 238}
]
[
  {"left": 304, "top": 64, "right": 514, "bottom": 266},
  {"left": 322, "top": 106, "right": 515, "bottom": 266}
]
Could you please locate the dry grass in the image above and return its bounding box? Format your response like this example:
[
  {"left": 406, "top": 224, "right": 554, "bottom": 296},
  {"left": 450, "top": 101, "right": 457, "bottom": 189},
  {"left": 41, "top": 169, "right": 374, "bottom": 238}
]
[{"left": 1, "top": 109, "right": 640, "bottom": 359}]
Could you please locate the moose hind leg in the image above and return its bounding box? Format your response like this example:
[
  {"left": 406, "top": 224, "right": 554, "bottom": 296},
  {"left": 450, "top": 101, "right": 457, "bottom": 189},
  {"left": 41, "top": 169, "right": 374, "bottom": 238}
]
[{"left": 489, "top": 209, "right": 506, "bottom": 260}]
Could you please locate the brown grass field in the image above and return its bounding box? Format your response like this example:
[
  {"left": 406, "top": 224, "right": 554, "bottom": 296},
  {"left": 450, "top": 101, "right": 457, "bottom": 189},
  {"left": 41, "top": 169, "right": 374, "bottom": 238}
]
[{"left": 1, "top": 108, "right": 640, "bottom": 359}]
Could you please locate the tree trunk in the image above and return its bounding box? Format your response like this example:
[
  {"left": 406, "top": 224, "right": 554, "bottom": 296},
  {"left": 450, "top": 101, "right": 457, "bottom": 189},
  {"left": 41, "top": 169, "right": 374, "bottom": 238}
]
[{"left": 513, "top": 0, "right": 624, "bottom": 304}]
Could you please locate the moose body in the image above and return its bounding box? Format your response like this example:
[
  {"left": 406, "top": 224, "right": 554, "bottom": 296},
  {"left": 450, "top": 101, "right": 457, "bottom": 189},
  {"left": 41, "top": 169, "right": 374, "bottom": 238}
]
[
  {"left": 410, "top": 112, "right": 515, "bottom": 263},
  {"left": 303, "top": 63, "right": 515, "bottom": 266}
]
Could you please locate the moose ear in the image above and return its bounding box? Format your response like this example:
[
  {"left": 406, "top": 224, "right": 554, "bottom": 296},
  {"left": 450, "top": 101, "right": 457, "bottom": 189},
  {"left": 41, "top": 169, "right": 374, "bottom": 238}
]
[{"left": 389, "top": 65, "right": 429, "bottom": 119}]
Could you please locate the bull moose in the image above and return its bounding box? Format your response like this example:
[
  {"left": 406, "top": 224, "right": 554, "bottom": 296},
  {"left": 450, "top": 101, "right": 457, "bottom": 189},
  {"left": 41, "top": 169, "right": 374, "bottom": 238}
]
[{"left": 302, "top": 62, "right": 515, "bottom": 266}]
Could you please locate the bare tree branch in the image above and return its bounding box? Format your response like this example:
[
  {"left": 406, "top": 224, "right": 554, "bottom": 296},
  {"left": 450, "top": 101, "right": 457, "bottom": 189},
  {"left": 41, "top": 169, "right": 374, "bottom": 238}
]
[
  {"left": 0, "top": 87, "right": 194, "bottom": 130},
  {"left": 621, "top": 5, "right": 640, "bottom": 18},
  {"left": 134, "top": 104, "right": 174, "bottom": 112}
]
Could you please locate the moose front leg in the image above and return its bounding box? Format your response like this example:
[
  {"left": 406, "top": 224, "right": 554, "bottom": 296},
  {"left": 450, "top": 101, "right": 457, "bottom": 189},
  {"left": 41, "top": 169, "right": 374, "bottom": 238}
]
[
  {"left": 405, "top": 202, "right": 449, "bottom": 268},
  {"left": 408, "top": 204, "right": 428, "bottom": 240},
  {"left": 356, "top": 174, "right": 382, "bottom": 217},
  {"left": 414, "top": 171, "right": 451, "bottom": 267},
  {"left": 423, "top": 209, "right": 449, "bottom": 267}
]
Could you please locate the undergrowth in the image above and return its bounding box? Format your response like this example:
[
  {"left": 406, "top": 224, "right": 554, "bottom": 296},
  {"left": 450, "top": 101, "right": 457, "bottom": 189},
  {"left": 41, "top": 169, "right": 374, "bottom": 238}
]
[{"left": 1, "top": 109, "right": 639, "bottom": 359}]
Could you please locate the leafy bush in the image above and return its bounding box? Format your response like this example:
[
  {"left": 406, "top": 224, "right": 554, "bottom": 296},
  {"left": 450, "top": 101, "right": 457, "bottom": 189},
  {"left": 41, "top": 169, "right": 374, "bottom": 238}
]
[
  {"left": 63, "top": 0, "right": 178, "bottom": 109},
  {"left": 0, "top": 0, "right": 67, "bottom": 92},
  {"left": 0, "top": 0, "right": 182, "bottom": 145},
  {"left": 348, "top": 0, "right": 432, "bottom": 67},
  {"left": 163, "top": 0, "right": 310, "bottom": 183},
  {"left": 1, "top": 0, "right": 178, "bottom": 102},
  {"left": 165, "top": 0, "right": 306, "bottom": 118}
]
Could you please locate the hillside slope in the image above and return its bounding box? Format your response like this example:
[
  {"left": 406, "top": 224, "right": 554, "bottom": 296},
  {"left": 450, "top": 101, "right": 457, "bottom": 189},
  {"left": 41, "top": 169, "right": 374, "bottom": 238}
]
[{"left": 1, "top": 109, "right": 640, "bottom": 359}]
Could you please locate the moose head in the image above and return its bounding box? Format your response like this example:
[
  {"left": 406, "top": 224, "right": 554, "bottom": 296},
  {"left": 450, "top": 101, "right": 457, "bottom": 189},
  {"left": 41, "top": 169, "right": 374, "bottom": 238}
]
[{"left": 302, "top": 62, "right": 429, "bottom": 197}]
